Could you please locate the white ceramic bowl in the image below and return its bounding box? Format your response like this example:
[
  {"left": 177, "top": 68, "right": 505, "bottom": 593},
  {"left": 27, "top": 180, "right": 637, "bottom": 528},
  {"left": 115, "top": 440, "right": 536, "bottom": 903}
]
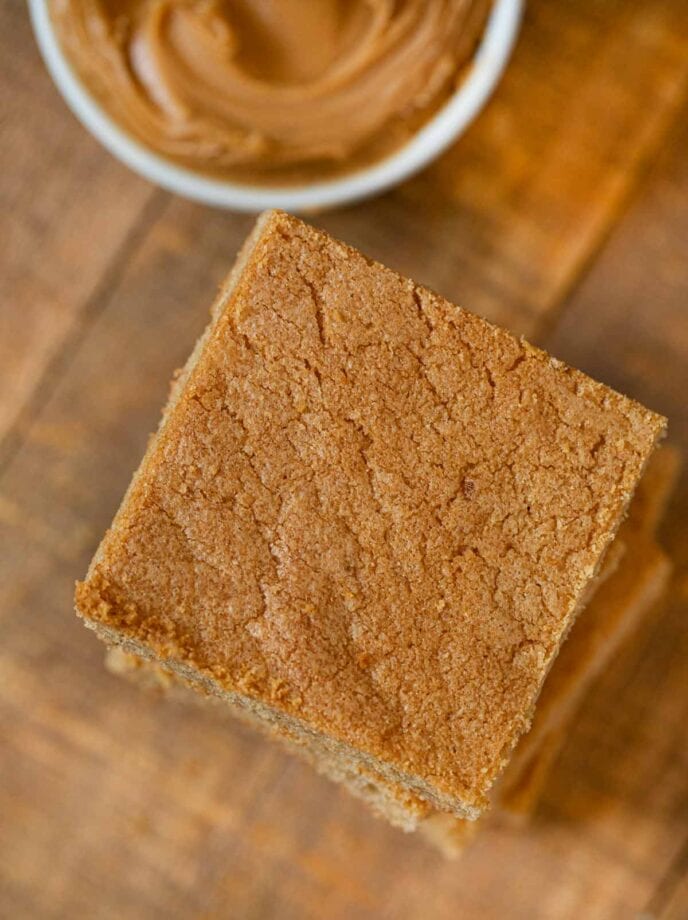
[{"left": 30, "top": 0, "right": 523, "bottom": 212}]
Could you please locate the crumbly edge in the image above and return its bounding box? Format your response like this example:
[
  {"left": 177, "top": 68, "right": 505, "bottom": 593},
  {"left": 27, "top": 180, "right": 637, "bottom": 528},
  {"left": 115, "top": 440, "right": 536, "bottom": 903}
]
[
  {"left": 89, "top": 619, "right": 482, "bottom": 820},
  {"left": 106, "top": 643, "right": 430, "bottom": 832}
]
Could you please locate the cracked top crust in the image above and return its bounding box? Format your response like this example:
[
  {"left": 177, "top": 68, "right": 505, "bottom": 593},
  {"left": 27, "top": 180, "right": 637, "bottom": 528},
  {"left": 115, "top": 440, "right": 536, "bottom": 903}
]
[{"left": 76, "top": 210, "right": 666, "bottom": 814}]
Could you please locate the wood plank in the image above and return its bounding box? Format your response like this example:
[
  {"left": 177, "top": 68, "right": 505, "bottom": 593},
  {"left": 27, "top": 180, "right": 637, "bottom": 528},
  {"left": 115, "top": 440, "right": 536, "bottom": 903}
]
[
  {"left": 2, "top": 2, "right": 688, "bottom": 918},
  {"left": 643, "top": 835, "right": 688, "bottom": 920},
  {"left": 0, "top": 3, "right": 161, "bottom": 454},
  {"left": 656, "top": 869, "right": 688, "bottom": 920}
]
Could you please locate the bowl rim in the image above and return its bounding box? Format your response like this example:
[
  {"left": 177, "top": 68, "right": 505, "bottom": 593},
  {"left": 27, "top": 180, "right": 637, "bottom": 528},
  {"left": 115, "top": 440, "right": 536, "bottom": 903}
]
[{"left": 29, "top": 0, "right": 523, "bottom": 212}]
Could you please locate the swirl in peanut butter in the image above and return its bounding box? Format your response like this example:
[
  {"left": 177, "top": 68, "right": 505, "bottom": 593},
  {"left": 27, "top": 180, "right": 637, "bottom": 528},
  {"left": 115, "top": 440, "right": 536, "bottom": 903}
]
[{"left": 52, "top": 0, "right": 491, "bottom": 184}]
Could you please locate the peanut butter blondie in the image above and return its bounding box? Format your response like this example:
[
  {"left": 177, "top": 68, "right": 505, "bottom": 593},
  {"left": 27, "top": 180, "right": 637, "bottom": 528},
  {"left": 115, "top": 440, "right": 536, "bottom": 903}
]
[{"left": 75, "top": 211, "right": 666, "bottom": 821}]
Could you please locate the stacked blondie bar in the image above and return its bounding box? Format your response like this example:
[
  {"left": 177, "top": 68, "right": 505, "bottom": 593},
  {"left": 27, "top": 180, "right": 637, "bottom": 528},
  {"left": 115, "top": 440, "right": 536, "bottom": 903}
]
[{"left": 76, "top": 212, "right": 674, "bottom": 854}]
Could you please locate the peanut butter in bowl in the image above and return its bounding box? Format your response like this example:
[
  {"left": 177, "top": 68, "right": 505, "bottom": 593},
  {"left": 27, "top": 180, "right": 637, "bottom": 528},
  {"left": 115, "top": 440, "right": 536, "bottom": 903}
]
[{"left": 50, "top": 0, "right": 494, "bottom": 186}]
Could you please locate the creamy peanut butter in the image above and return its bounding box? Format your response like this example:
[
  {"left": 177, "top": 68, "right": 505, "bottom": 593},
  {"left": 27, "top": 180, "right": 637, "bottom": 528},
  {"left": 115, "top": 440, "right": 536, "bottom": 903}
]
[{"left": 52, "top": 0, "right": 492, "bottom": 184}]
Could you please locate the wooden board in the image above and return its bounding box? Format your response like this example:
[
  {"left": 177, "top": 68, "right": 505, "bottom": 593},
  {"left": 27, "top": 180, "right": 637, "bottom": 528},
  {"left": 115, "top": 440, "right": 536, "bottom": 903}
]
[
  {"left": 0, "top": 3, "right": 158, "bottom": 455},
  {"left": 1, "top": 2, "right": 688, "bottom": 918}
]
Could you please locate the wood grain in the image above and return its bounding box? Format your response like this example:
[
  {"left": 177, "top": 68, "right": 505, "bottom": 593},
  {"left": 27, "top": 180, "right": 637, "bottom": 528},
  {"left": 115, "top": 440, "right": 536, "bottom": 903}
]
[
  {"left": 1, "top": 1, "right": 688, "bottom": 918},
  {"left": 0, "top": 3, "right": 159, "bottom": 457}
]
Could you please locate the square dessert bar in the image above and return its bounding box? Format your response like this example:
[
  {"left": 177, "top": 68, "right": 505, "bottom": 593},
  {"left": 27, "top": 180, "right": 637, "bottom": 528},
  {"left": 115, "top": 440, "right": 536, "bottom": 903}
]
[{"left": 76, "top": 210, "right": 666, "bottom": 821}]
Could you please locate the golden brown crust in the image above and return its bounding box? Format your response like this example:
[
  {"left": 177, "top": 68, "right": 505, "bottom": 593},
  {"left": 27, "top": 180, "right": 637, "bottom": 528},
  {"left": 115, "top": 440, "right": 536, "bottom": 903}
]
[{"left": 75, "top": 210, "right": 666, "bottom": 815}]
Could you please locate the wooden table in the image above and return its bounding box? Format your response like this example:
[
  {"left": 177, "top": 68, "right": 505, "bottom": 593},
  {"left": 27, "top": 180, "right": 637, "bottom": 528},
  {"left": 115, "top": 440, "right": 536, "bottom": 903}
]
[{"left": 2, "top": 2, "right": 688, "bottom": 918}]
